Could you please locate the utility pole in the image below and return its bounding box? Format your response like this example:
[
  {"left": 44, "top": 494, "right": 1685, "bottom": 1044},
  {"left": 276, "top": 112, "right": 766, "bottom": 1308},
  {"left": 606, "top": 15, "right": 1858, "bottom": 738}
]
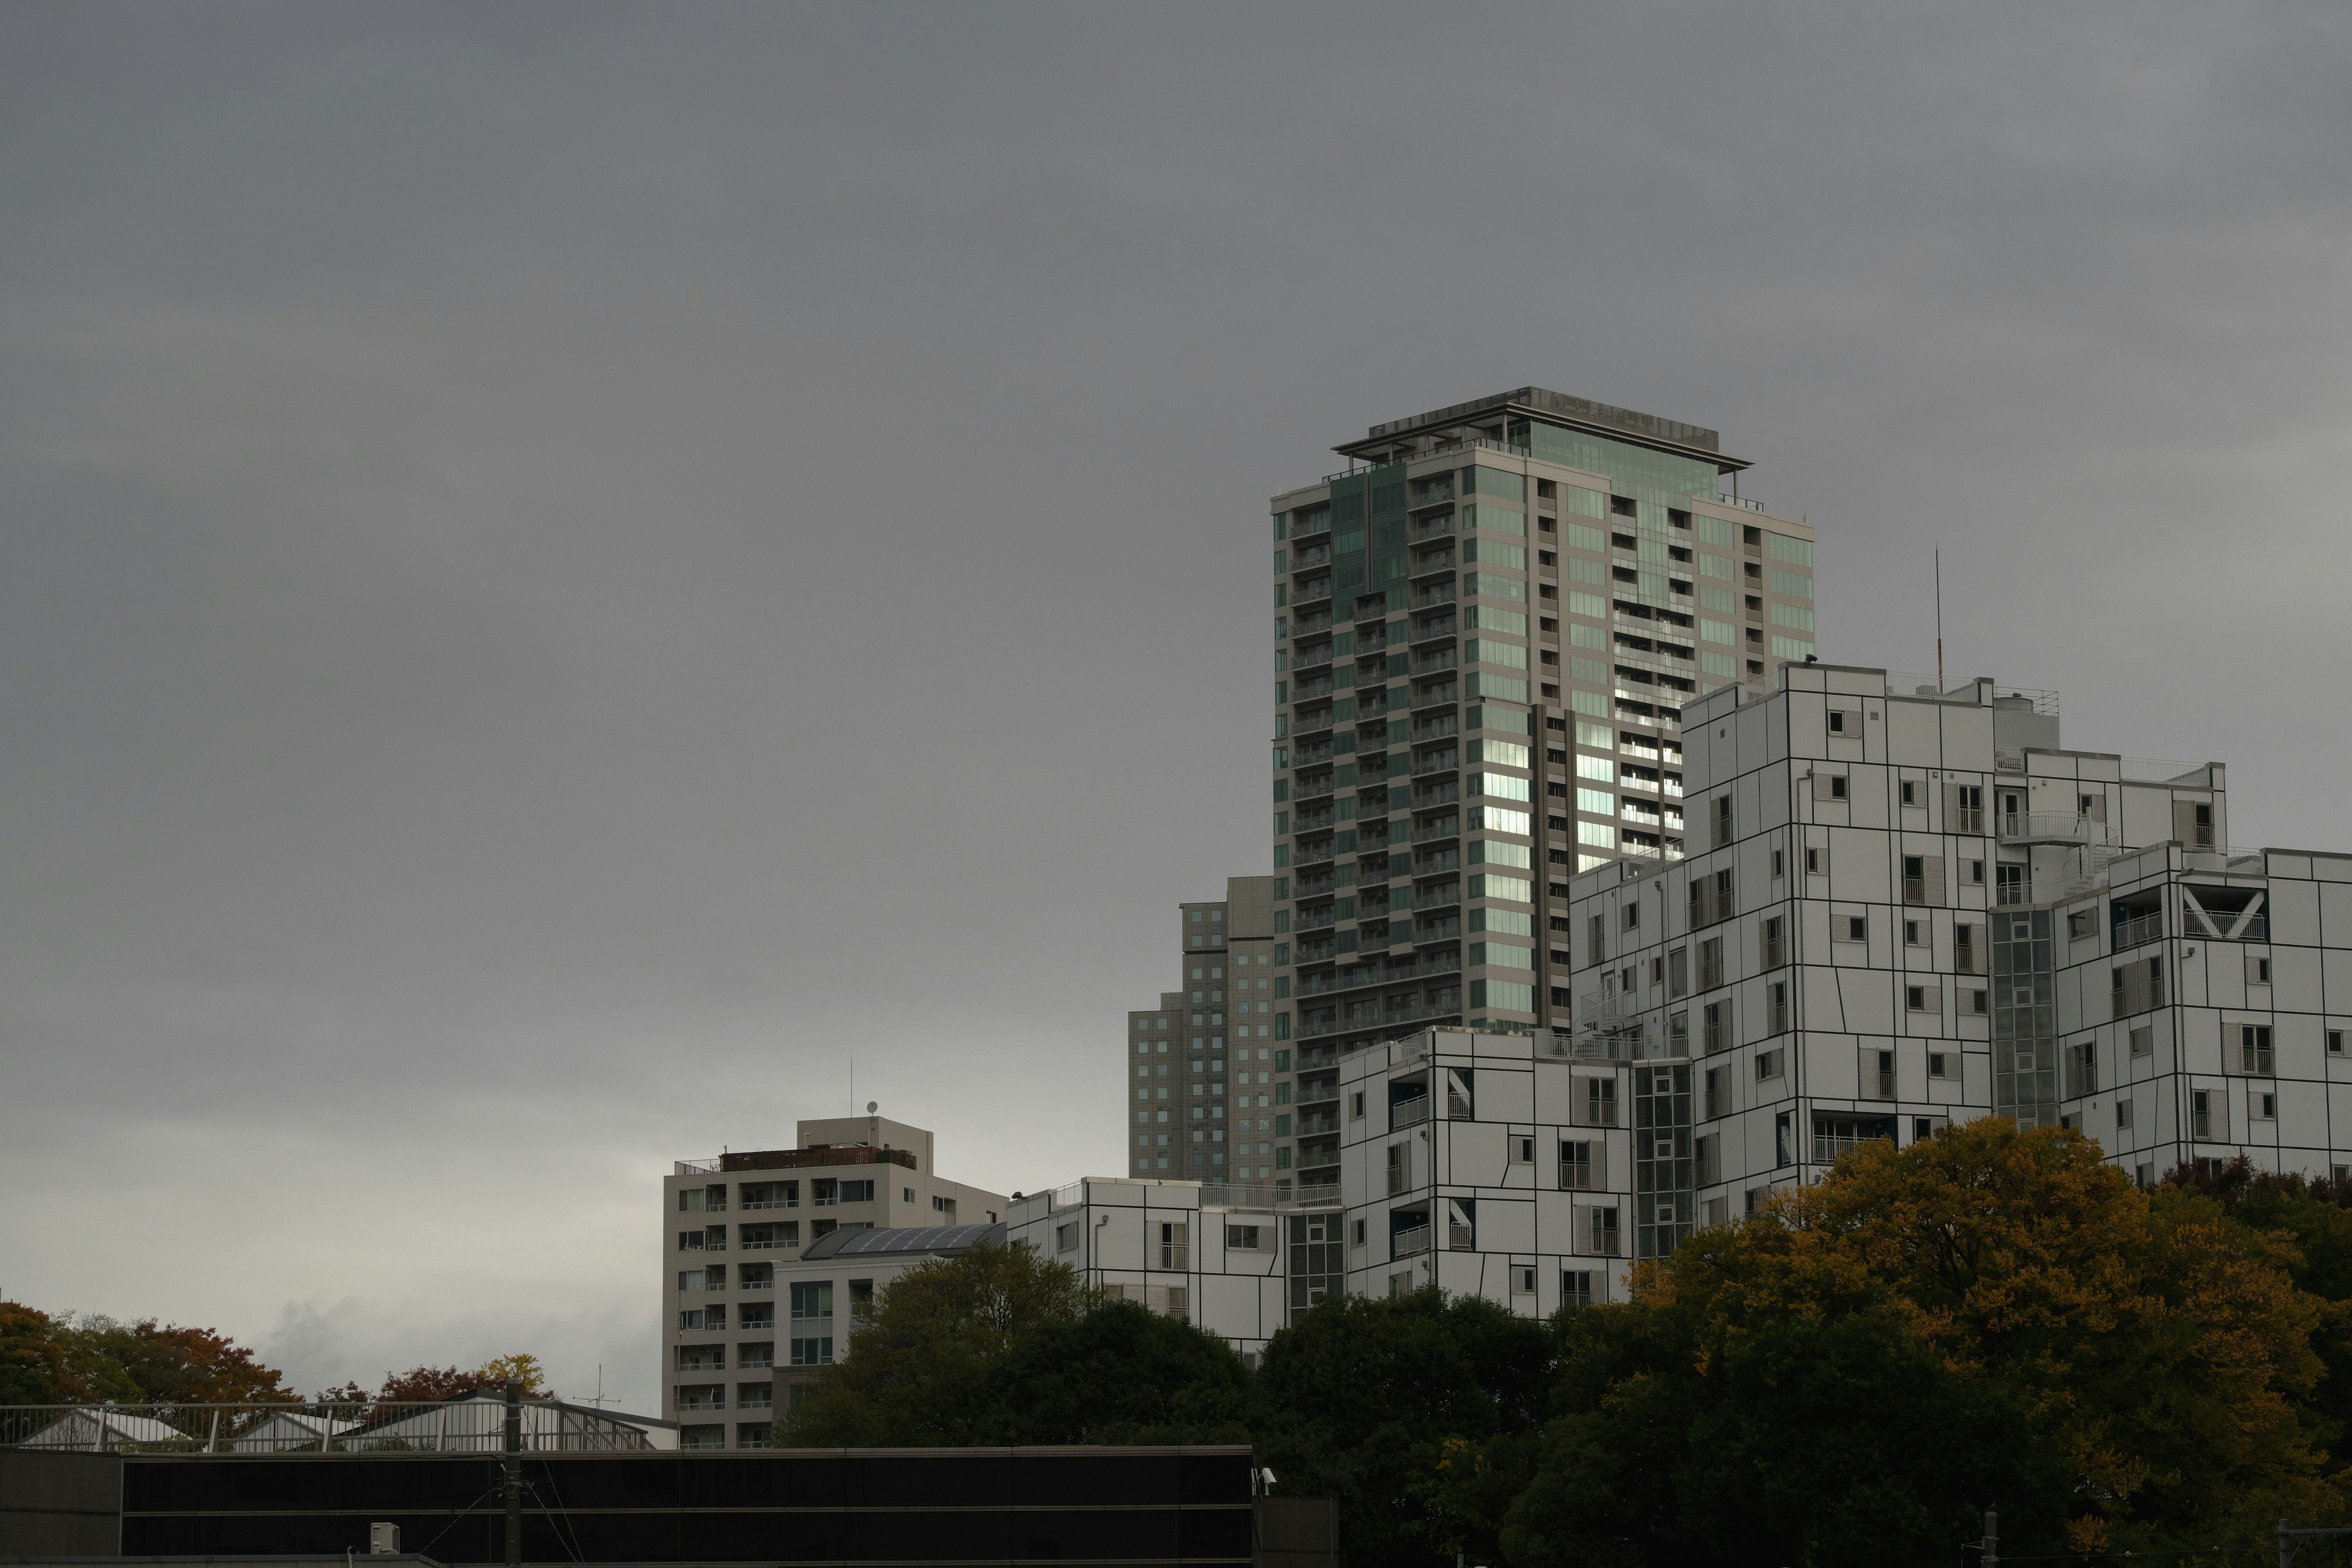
[
  {"left": 503, "top": 1378, "right": 522, "bottom": 1567},
  {"left": 1981, "top": 1503, "right": 1997, "bottom": 1567}
]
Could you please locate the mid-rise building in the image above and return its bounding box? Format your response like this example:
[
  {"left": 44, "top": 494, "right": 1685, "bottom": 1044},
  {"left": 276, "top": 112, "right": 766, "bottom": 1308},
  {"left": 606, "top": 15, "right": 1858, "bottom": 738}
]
[
  {"left": 662, "top": 1117, "right": 1005, "bottom": 1448},
  {"left": 1006, "top": 1178, "right": 1316, "bottom": 1357},
  {"left": 1556, "top": 662, "right": 2350, "bottom": 1250},
  {"left": 1126, "top": 876, "right": 1283, "bottom": 1182},
  {"left": 1261, "top": 388, "right": 1819, "bottom": 1193}
]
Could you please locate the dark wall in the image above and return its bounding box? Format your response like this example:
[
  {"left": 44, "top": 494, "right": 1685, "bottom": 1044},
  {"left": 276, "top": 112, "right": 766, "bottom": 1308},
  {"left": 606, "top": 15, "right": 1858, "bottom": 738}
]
[
  {"left": 0, "top": 1450, "right": 122, "bottom": 1555},
  {"left": 116, "top": 1447, "right": 1253, "bottom": 1566}
]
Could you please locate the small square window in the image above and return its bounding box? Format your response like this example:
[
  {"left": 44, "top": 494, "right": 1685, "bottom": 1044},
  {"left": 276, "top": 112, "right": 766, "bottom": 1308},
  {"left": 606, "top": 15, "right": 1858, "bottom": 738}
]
[
  {"left": 2331, "top": 1030, "right": 2346, "bottom": 1056},
  {"left": 1351, "top": 1219, "right": 1366, "bottom": 1246},
  {"left": 1904, "top": 919, "right": 1924, "bottom": 947},
  {"left": 1806, "top": 848, "right": 1823, "bottom": 874},
  {"left": 2257, "top": 1093, "right": 2277, "bottom": 1121},
  {"left": 1829, "top": 775, "right": 1850, "bottom": 800},
  {"left": 1771, "top": 849, "right": 1785, "bottom": 878},
  {"left": 1901, "top": 781, "right": 1918, "bottom": 806},
  {"left": 1844, "top": 916, "right": 1866, "bottom": 942},
  {"left": 1969, "top": 860, "right": 1985, "bottom": 884},
  {"left": 1929, "top": 1052, "right": 1953, "bottom": 1079},
  {"left": 1828, "top": 711, "right": 1847, "bottom": 734}
]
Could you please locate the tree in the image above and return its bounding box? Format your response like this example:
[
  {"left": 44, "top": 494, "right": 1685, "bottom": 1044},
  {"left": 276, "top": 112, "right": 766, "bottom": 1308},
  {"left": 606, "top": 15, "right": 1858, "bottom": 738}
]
[
  {"left": 52, "top": 1313, "right": 295, "bottom": 1406},
  {"left": 1501, "top": 1120, "right": 2345, "bottom": 1567},
  {"left": 972, "top": 1298, "right": 1250, "bottom": 1445},
  {"left": 369, "top": 1354, "right": 554, "bottom": 1414},
  {"left": 1250, "top": 1286, "right": 1559, "bottom": 1568},
  {"left": 778, "top": 1242, "right": 1088, "bottom": 1446},
  {"left": 0, "top": 1300, "right": 86, "bottom": 1405}
]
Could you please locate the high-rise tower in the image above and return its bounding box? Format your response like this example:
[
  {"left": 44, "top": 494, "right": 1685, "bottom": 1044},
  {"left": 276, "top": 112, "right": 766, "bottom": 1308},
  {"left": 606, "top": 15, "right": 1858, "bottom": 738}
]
[{"left": 1259, "top": 389, "right": 1818, "bottom": 1194}]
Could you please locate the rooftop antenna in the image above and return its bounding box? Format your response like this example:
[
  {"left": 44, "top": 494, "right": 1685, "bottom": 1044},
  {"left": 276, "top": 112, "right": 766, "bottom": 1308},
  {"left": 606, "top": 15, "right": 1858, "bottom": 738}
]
[
  {"left": 585, "top": 1365, "right": 607, "bottom": 1409},
  {"left": 1934, "top": 548, "right": 1945, "bottom": 692}
]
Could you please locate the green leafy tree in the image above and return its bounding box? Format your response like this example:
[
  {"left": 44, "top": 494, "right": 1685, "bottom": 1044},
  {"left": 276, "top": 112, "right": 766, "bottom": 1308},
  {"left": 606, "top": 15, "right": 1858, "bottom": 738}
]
[
  {"left": 1250, "top": 1286, "right": 1558, "bottom": 1568},
  {"left": 973, "top": 1298, "right": 1250, "bottom": 1444},
  {"left": 53, "top": 1313, "right": 294, "bottom": 1406},
  {"left": 778, "top": 1242, "right": 1088, "bottom": 1446}
]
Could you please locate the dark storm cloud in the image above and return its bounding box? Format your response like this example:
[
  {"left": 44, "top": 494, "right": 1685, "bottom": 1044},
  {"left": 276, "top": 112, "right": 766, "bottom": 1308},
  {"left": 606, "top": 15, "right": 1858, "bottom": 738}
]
[{"left": 2, "top": 0, "right": 2348, "bottom": 1407}]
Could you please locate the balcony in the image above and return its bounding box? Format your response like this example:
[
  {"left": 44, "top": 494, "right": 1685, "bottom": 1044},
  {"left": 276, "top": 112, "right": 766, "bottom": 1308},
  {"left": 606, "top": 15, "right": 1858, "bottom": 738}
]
[
  {"left": 1412, "top": 649, "right": 1458, "bottom": 676},
  {"left": 1412, "top": 752, "right": 1459, "bottom": 777},
  {"left": 1409, "top": 584, "right": 1458, "bottom": 611},
  {"left": 2113, "top": 911, "right": 2164, "bottom": 950},
  {"left": 1999, "top": 811, "right": 2105, "bottom": 846},
  {"left": 1391, "top": 1096, "right": 1430, "bottom": 1129},
  {"left": 1413, "top": 816, "right": 1460, "bottom": 843},
  {"left": 1392, "top": 1225, "right": 1431, "bottom": 1259},
  {"left": 1447, "top": 1223, "right": 1476, "bottom": 1252},
  {"left": 1409, "top": 516, "right": 1455, "bottom": 545}
]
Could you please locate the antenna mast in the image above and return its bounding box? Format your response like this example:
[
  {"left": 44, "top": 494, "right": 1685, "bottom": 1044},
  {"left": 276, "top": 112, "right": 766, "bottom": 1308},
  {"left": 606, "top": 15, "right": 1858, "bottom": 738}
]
[{"left": 1934, "top": 548, "right": 1945, "bottom": 692}]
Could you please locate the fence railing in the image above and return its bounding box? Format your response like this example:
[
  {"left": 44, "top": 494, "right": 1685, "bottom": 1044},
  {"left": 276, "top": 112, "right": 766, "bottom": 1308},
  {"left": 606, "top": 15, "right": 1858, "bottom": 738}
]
[{"left": 1, "top": 1400, "right": 669, "bottom": 1455}]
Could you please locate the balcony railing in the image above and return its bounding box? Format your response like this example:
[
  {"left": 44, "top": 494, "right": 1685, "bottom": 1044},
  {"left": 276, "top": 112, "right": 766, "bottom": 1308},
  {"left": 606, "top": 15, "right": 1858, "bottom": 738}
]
[
  {"left": 1812, "top": 1134, "right": 1887, "bottom": 1164},
  {"left": 1999, "top": 811, "right": 2108, "bottom": 845},
  {"left": 0, "top": 1400, "right": 671, "bottom": 1455},
  {"left": 2113, "top": 912, "right": 2163, "bottom": 950},
  {"left": 1391, "top": 1096, "right": 1430, "bottom": 1129},
  {"left": 1448, "top": 1224, "right": 1477, "bottom": 1251},
  {"left": 1392, "top": 1225, "right": 1431, "bottom": 1259}
]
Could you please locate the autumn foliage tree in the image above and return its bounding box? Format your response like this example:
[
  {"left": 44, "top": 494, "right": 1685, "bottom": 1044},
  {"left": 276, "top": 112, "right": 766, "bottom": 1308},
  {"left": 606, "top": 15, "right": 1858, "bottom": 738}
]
[
  {"left": 0, "top": 1305, "right": 296, "bottom": 1408},
  {"left": 1498, "top": 1120, "right": 2345, "bottom": 1567}
]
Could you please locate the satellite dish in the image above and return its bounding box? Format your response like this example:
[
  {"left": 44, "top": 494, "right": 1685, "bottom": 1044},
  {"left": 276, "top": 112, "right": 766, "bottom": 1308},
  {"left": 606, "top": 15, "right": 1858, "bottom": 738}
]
[{"left": 867, "top": 1100, "right": 878, "bottom": 1114}]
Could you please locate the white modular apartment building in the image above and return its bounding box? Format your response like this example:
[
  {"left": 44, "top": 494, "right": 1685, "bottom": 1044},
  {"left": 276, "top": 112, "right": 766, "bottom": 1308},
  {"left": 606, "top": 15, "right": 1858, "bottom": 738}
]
[
  {"left": 1005, "top": 1178, "right": 1341, "bottom": 1358},
  {"left": 1556, "top": 662, "right": 2352, "bottom": 1250}
]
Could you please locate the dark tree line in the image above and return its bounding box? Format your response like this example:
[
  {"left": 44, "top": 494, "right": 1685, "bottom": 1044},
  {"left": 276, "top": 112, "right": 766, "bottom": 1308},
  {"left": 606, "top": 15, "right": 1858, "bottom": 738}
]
[{"left": 782, "top": 1123, "right": 2352, "bottom": 1567}]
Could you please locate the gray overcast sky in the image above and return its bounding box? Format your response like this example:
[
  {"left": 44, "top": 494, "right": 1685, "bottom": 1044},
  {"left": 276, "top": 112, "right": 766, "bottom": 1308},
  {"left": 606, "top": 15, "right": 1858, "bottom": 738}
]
[{"left": 3, "top": 1, "right": 2348, "bottom": 1411}]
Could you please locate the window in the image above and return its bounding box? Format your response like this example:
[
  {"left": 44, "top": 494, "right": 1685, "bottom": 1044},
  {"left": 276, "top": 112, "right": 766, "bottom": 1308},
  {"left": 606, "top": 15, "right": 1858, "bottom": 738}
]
[
  {"left": 1905, "top": 984, "right": 1940, "bottom": 1013},
  {"left": 1581, "top": 1077, "right": 1619, "bottom": 1127},
  {"left": 1842, "top": 915, "right": 1866, "bottom": 943},
  {"left": 1160, "top": 1221, "right": 1189, "bottom": 1270},
  {"left": 2192, "top": 1089, "right": 2214, "bottom": 1140},
  {"left": 1560, "top": 1139, "right": 1600, "bottom": 1190},
  {"left": 812, "top": 1179, "right": 838, "bottom": 1207},
  {"left": 1969, "top": 859, "right": 1986, "bottom": 885},
  {"left": 1929, "top": 1052, "right": 1953, "bottom": 1079},
  {"left": 2116, "top": 1097, "right": 2135, "bottom": 1131},
  {"left": 1588, "top": 1206, "right": 1621, "bottom": 1257},
  {"left": 2256, "top": 1092, "right": 2277, "bottom": 1121},
  {"left": 1057, "top": 1221, "right": 1080, "bottom": 1253},
  {"left": 2068, "top": 909, "right": 2094, "bottom": 940},
  {"left": 1562, "top": 1270, "right": 1595, "bottom": 1309},
  {"left": 2332, "top": 1030, "right": 2346, "bottom": 1056},
  {"left": 1805, "top": 847, "right": 1823, "bottom": 874},
  {"left": 1900, "top": 781, "right": 1919, "bottom": 806},
  {"left": 1351, "top": 1219, "right": 1367, "bottom": 1248},
  {"left": 1755, "top": 1049, "right": 1784, "bottom": 1082},
  {"left": 2240, "top": 1024, "right": 2275, "bottom": 1075},
  {"left": 1830, "top": 775, "right": 1849, "bottom": 799},
  {"left": 1511, "top": 1135, "right": 1536, "bottom": 1164},
  {"left": 1828, "top": 710, "right": 1847, "bottom": 734},
  {"left": 2132, "top": 1025, "right": 2154, "bottom": 1057},
  {"left": 1227, "top": 1224, "right": 1261, "bottom": 1250},
  {"left": 2249, "top": 956, "right": 2272, "bottom": 985},
  {"left": 1996, "top": 864, "right": 2026, "bottom": 905},
  {"left": 2067, "top": 1040, "right": 2096, "bottom": 1097},
  {"left": 1904, "top": 919, "right": 1924, "bottom": 948},
  {"left": 1711, "top": 795, "right": 1733, "bottom": 848}
]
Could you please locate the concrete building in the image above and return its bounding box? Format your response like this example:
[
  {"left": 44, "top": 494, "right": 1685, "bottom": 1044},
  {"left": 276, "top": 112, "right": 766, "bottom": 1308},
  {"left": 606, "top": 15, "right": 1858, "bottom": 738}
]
[
  {"left": 1006, "top": 1178, "right": 1329, "bottom": 1357},
  {"left": 1551, "top": 662, "right": 2352, "bottom": 1257},
  {"left": 1261, "top": 388, "right": 1819, "bottom": 1193},
  {"left": 662, "top": 1117, "right": 1005, "bottom": 1448},
  {"left": 1126, "top": 876, "right": 1284, "bottom": 1183}
]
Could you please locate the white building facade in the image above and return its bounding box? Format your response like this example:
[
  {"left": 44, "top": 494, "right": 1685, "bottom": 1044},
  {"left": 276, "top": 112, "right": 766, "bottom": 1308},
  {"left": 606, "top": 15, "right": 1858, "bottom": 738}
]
[
  {"left": 662, "top": 1116, "right": 1005, "bottom": 1449},
  {"left": 1005, "top": 1178, "right": 1338, "bottom": 1359},
  {"left": 1553, "top": 663, "right": 2352, "bottom": 1246}
]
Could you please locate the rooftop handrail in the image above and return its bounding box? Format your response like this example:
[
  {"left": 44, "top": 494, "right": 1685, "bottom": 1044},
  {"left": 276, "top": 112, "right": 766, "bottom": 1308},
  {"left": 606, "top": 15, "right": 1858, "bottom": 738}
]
[{"left": 0, "top": 1399, "right": 665, "bottom": 1455}]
